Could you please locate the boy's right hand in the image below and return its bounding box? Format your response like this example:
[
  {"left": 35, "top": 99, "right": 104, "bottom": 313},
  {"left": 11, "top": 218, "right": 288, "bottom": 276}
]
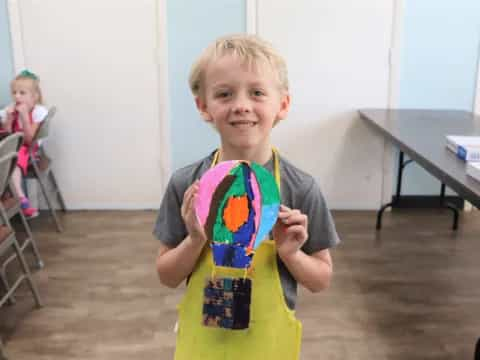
[{"left": 181, "top": 180, "right": 207, "bottom": 245}]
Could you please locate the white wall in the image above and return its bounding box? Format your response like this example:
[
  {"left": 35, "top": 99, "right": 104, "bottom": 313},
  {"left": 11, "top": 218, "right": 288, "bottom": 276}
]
[
  {"left": 8, "top": 0, "right": 397, "bottom": 210},
  {"left": 9, "top": 0, "right": 168, "bottom": 209},
  {"left": 476, "top": 52, "right": 480, "bottom": 114},
  {"left": 257, "top": 1, "right": 394, "bottom": 209},
  {"left": 0, "top": 0, "right": 14, "bottom": 105}
]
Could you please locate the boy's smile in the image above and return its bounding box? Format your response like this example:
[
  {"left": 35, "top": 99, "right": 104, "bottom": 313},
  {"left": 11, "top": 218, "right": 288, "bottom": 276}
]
[{"left": 196, "top": 55, "right": 290, "bottom": 163}]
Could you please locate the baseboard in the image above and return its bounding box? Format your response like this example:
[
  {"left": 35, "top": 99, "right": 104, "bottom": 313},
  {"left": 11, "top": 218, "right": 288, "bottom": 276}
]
[{"left": 391, "top": 195, "right": 464, "bottom": 210}]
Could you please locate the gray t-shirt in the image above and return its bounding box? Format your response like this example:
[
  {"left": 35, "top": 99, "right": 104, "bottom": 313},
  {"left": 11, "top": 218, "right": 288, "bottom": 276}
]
[{"left": 153, "top": 151, "right": 340, "bottom": 309}]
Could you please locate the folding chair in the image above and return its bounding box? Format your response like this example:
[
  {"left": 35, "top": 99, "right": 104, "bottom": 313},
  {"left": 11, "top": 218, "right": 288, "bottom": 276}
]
[
  {"left": 0, "top": 338, "right": 7, "bottom": 360},
  {"left": 0, "top": 133, "right": 43, "bottom": 275},
  {"left": 0, "top": 151, "right": 42, "bottom": 309},
  {"left": 26, "top": 106, "right": 66, "bottom": 232}
]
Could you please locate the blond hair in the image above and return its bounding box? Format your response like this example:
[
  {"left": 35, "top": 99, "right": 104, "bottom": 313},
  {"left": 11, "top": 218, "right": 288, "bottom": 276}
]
[
  {"left": 189, "top": 34, "right": 289, "bottom": 98},
  {"left": 11, "top": 70, "right": 44, "bottom": 104}
]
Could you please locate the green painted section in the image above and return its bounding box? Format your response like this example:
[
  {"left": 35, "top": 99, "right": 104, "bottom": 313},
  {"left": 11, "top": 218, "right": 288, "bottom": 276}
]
[{"left": 251, "top": 163, "right": 280, "bottom": 205}]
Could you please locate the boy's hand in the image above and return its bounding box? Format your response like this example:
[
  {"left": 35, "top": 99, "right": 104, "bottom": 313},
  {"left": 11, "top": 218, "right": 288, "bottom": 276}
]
[
  {"left": 181, "top": 180, "right": 207, "bottom": 245},
  {"left": 273, "top": 204, "right": 308, "bottom": 260}
]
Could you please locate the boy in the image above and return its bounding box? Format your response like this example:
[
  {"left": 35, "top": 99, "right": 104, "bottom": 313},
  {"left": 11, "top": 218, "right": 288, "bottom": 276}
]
[{"left": 154, "top": 34, "right": 339, "bottom": 360}]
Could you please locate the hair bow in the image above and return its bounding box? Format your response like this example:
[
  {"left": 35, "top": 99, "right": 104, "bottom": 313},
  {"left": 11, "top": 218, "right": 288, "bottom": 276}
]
[{"left": 18, "top": 69, "right": 39, "bottom": 80}]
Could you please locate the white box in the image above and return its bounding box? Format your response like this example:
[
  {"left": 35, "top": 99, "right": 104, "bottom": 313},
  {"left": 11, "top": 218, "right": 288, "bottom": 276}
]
[
  {"left": 466, "top": 162, "right": 480, "bottom": 182},
  {"left": 446, "top": 135, "right": 480, "bottom": 153}
]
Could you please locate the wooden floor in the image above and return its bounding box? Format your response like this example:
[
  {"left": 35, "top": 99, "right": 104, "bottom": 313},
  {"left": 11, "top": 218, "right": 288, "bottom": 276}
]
[{"left": 1, "top": 209, "right": 479, "bottom": 359}]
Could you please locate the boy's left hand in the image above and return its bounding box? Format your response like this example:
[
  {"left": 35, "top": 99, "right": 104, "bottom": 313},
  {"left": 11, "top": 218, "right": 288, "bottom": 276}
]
[{"left": 273, "top": 204, "right": 308, "bottom": 260}]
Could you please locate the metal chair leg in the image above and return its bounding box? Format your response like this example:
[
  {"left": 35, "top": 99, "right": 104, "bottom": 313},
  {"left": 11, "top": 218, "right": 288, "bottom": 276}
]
[
  {"left": 18, "top": 211, "right": 44, "bottom": 268},
  {"left": 0, "top": 270, "right": 15, "bottom": 305},
  {"left": 12, "top": 240, "right": 42, "bottom": 308},
  {"left": 0, "top": 338, "right": 9, "bottom": 360},
  {"left": 3, "top": 185, "right": 44, "bottom": 269},
  {"left": 35, "top": 169, "right": 63, "bottom": 233},
  {"left": 49, "top": 171, "right": 67, "bottom": 212}
]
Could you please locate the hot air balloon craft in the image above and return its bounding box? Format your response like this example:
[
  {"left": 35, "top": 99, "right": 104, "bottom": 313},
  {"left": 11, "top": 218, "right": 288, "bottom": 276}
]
[{"left": 195, "top": 160, "right": 281, "bottom": 329}]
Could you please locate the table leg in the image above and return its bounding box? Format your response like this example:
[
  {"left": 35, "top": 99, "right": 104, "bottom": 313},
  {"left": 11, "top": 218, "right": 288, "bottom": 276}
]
[
  {"left": 376, "top": 151, "right": 412, "bottom": 229},
  {"left": 440, "top": 183, "right": 459, "bottom": 230}
]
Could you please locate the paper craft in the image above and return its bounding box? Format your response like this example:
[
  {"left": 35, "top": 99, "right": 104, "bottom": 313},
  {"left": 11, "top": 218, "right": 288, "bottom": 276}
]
[
  {"left": 196, "top": 160, "right": 280, "bottom": 269},
  {"left": 202, "top": 277, "right": 252, "bottom": 329}
]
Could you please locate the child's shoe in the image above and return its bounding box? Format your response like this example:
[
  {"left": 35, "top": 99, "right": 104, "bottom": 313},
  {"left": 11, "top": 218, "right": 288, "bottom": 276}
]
[{"left": 20, "top": 197, "right": 39, "bottom": 219}]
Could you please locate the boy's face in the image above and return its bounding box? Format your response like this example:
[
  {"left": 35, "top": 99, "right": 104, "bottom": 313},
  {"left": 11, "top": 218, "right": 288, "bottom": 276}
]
[
  {"left": 196, "top": 55, "right": 290, "bottom": 154},
  {"left": 11, "top": 79, "right": 38, "bottom": 109}
]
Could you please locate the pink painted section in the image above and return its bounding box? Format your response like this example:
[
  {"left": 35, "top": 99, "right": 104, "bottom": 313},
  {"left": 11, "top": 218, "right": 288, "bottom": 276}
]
[
  {"left": 248, "top": 172, "right": 261, "bottom": 249},
  {"left": 195, "top": 161, "right": 237, "bottom": 226}
]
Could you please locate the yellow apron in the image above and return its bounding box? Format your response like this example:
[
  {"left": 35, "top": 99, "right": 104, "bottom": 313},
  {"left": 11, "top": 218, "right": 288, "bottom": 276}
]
[{"left": 175, "top": 149, "right": 302, "bottom": 360}]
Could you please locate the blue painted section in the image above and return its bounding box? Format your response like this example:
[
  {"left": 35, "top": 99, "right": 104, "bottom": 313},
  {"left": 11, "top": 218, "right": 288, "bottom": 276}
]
[
  {"left": 254, "top": 204, "right": 279, "bottom": 249},
  {"left": 398, "top": 0, "right": 480, "bottom": 195},
  {"left": 242, "top": 163, "right": 254, "bottom": 200},
  {"left": 211, "top": 243, "right": 252, "bottom": 268},
  {"left": 232, "top": 164, "right": 255, "bottom": 247},
  {"left": 0, "top": 0, "right": 14, "bottom": 107},
  {"left": 167, "top": 0, "right": 245, "bottom": 170}
]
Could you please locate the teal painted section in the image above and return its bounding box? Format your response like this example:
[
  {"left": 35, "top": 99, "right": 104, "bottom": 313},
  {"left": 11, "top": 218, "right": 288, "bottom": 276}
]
[{"left": 167, "top": 0, "right": 246, "bottom": 170}]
